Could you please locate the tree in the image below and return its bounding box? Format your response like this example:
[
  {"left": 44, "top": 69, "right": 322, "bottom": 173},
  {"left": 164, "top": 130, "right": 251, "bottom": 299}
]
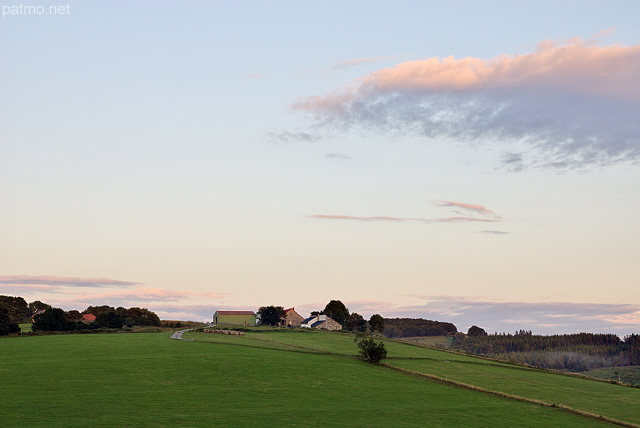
[
  {"left": 0, "top": 296, "right": 31, "bottom": 323},
  {"left": 467, "top": 325, "right": 487, "bottom": 336},
  {"left": 83, "top": 305, "right": 116, "bottom": 316},
  {"left": 346, "top": 312, "right": 367, "bottom": 332},
  {"left": 32, "top": 308, "right": 74, "bottom": 331},
  {"left": 95, "top": 311, "right": 124, "bottom": 329},
  {"left": 323, "top": 300, "right": 350, "bottom": 328},
  {"left": 65, "top": 310, "right": 83, "bottom": 321},
  {"left": 28, "top": 300, "right": 52, "bottom": 315},
  {"left": 0, "top": 305, "right": 20, "bottom": 336},
  {"left": 369, "top": 314, "right": 384, "bottom": 334},
  {"left": 355, "top": 333, "right": 388, "bottom": 363},
  {"left": 122, "top": 307, "right": 161, "bottom": 326},
  {"left": 257, "top": 306, "right": 284, "bottom": 326}
]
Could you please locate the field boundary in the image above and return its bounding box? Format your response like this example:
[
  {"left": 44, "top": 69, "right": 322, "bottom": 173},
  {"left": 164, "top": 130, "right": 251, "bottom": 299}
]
[{"left": 382, "top": 363, "right": 640, "bottom": 428}]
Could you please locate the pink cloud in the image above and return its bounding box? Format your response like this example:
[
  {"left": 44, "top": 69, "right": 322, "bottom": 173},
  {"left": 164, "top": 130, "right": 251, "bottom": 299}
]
[
  {"left": 359, "top": 40, "right": 640, "bottom": 98},
  {"left": 310, "top": 200, "right": 501, "bottom": 225},
  {"left": 310, "top": 214, "right": 423, "bottom": 222},
  {"left": 592, "top": 311, "right": 640, "bottom": 325},
  {"left": 0, "top": 275, "right": 140, "bottom": 288},
  {"left": 432, "top": 200, "right": 500, "bottom": 219},
  {"left": 292, "top": 38, "right": 640, "bottom": 169}
]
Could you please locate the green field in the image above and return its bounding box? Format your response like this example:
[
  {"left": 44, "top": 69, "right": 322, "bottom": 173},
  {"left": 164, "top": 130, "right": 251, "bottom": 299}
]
[
  {"left": 583, "top": 366, "right": 640, "bottom": 386},
  {"left": 0, "top": 330, "right": 636, "bottom": 427},
  {"left": 398, "top": 335, "right": 453, "bottom": 347}
]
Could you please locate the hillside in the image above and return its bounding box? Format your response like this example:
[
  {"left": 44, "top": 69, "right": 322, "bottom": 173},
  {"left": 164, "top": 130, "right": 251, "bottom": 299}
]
[{"left": 0, "top": 329, "right": 637, "bottom": 427}]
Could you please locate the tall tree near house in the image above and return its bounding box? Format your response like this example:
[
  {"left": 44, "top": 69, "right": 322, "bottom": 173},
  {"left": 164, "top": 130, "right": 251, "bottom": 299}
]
[
  {"left": 65, "top": 310, "right": 83, "bottom": 321},
  {"left": 32, "top": 308, "right": 74, "bottom": 331},
  {"left": 83, "top": 305, "right": 116, "bottom": 316},
  {"left": 369, "top": 314, "right": 384, "bottom": 334},
  {"left": 323, "top": 300, "right": 350, "bottom": 327},
  {"left": 257, "top": 306, "right": 284, "bottom": 326},
  {"left": 346, "top": 312, "right": 367, "bottom": 332},
  {"left": 95, "top": 311, "right": 124, "bottom": 329}
]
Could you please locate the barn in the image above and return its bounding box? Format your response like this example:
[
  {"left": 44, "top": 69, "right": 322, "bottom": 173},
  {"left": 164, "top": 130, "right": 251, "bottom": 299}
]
[{"left": 213, "top": 310, "right": 257, "bottom": 326}]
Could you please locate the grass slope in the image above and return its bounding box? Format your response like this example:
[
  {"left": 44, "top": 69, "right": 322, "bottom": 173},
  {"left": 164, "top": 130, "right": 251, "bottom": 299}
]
[
  {"left": 0, "top": 331, "right": 619, "bottom": 427},
  {"left": 583, "top": 366, "right": 640, "bottom": 387},
  {"left": 189, "top": 329, "right": 640, "bottom": 426}
]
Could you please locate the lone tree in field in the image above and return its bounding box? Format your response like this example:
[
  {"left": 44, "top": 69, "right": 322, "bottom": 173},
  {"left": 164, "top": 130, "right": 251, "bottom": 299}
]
[
  {"left": 369, "top": 314, "right": 384, "bottom": 334},
  {"left": 323, "top": 300, "right": 350, "bottom": 327},
  {"left": 257, "top": 306, "right": 284, "bottom": 326},
  {"left": 354, "top": 333, "right": 388, "bottom": 364}
]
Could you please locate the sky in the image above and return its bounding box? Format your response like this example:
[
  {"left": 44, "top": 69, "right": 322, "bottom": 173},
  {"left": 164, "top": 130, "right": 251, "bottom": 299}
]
[{"left": 1, "top": 1, "right": 639, "bottom": 335}]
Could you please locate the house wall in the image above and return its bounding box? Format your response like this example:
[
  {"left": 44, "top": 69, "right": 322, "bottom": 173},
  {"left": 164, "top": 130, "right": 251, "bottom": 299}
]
[
  {"left": 322, "top": 318, "right": 342, "bottom": 330},
  {"left": 213, "top": 312, "right": 257, "bottom": 326},
  {"left": 281, "top": 310, "right": 304, "bottom": 327}
]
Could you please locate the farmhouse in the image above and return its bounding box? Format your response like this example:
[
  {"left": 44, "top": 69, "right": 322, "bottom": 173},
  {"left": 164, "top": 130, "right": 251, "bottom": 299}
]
[
  {"left": 82, "top": 313, "right": 96, "bottom": 322},
  {"left": 280, "top": 307, "right": 304, "bottom": 327},
  {"left": 301, "top": 314, "right": 342, "bottom": 330},
  {"left": 213, "top": 310, "right": 256, "bottom": 326}
]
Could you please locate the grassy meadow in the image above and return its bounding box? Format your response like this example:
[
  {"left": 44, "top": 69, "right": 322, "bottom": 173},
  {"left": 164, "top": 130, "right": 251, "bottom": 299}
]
[
  {"left": 583, "top": 366, "right": 640, "bottom": 387},
  {"left": 0, "top": 329, "right": 637, "bottom": 427}
]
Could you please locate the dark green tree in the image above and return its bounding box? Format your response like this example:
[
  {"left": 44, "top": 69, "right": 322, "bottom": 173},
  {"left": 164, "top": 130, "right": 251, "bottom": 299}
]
[
  {"left": 257, "top": 306, "right": 284, "bottom": 326},
  {"left": 32, "top": 308, "right": 74, "bottom": 331},
  {"left": 346, "top": 312, "right": 367, "bottom": 332},
  {"left": 323, "top": 300, "right": 350, "bottom": 328},
  {"left": 28, "top": 300, "right": 52, "bottom": 315},
  {"left": 369, "top": 314, "right": 385, "bottom": 333},
  {"left": 122, "top": 307, "right": 161, "bottom": 326},
  {"left": 354, "top": 333, "right": 388, "bottom": 363},
  {"left": 382, "top": 318, "right": 458, "bottom": 338},
  {"left": 0, "top": 305, "right": 20, "bottom": 336},
  {"left": 83, "top": 305, "right": 116, "bottom": 316},
  {"left": 95, "top": 311, "right": 124, "bottom": 329},
  {"left": 467, "top": 325, "right": 487, "bottom": 336},
  {"left": 0, "top": 296, "right": 31, "bottom": 323},
  {"left": 65, "top": 310, "right": 83, "bottom": 321}
]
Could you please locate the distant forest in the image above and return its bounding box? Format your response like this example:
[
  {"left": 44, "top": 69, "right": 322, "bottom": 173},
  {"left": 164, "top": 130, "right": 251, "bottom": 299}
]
[
  {"left": 451, "top": 331, "right": 640, "bottom": 372},
  {"left": 383, "top": 318, "right": 457, "bottom": 338}
]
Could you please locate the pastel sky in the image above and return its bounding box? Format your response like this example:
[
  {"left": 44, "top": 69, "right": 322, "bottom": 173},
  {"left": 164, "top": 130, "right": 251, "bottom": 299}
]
[{"left": 2, "top": 1, "right": 639, "bottom": 335}]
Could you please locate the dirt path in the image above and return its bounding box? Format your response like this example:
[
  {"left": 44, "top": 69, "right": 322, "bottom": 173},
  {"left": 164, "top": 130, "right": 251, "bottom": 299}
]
[
  {"left": 170, "top": 328, "right": 194, "bottom": 340},
  {"left": 171, "top": 324, "right": 213, "bottom": 341}
]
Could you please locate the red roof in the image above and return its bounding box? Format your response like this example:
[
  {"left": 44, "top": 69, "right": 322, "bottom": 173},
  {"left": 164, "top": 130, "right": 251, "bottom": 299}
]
[
  {"left": 82, "top": 314, "right": 96, "bottom": 321},
  {"left": 216, "top": 311, "right": 255, "bottom": 315}
]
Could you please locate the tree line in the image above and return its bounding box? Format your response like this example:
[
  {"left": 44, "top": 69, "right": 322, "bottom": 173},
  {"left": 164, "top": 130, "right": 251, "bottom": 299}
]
[
  {"left": 0, "top": 295, "right": 161, "bottom": 335},
  {"left": 382, "top": 318, "right": 458, "bottom": 338},
  {"left": 450, "top": 331, "right": 640, "bottom": 372}
]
